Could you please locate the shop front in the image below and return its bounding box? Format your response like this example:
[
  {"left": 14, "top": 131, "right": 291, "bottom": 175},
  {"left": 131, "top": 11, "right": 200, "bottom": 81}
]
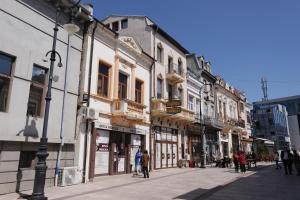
[
  {"left": 153, "top": 126, "right": 178, "bottom": 169},
  {"left": 89, "top": 123, "right": 147, "bottom": 178}
]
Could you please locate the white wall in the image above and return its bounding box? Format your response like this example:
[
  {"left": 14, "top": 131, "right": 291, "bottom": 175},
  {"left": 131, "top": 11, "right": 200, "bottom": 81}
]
[
  {"left": 0, "top": 0, "right": 83, "bottom": 143},
  {"left": 288, "top": 115, "right": 300, "bottom": 150}
]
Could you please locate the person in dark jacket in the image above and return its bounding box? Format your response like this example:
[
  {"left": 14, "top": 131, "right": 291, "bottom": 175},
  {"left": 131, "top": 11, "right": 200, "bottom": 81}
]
[
  {"left": 293, "top": 150, "right": 300, "bottom": 176},
  {"left": 280, "top": 147, "right": 293, "bottom": 175},
  {"left": 141, "top": 150, "right": 150, "bottom": 178},
  {"left": 233, "top": 152, "right": 239, "bottom": 173}
]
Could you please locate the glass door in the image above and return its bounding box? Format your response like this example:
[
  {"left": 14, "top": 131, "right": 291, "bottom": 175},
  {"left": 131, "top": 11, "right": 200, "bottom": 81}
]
[
  {"left": 172, "top": 144, "right": 177, "bottom": 167},
  {"left": 167, "top": 143, "right": 172, "bottom": 168},
  {"left": 162, "top": 143, "right": 167, "bottom": 168}
]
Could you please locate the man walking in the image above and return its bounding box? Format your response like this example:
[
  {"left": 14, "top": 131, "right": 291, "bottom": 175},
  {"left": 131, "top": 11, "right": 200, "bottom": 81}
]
[
  {"left": 142, "top": 150, "right": 150, "bottom": 178},
  {"left": 281, "top": 146, "right": 293, "bottom": 175}
]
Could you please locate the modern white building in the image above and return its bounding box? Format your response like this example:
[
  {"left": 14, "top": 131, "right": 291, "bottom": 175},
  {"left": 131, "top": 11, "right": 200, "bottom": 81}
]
[{"left": 0, "top": 0, "right": 92, "bottom": 194}]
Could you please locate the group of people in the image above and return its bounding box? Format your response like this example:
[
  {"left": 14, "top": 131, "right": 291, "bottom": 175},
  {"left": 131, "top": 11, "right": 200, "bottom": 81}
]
[
  {"left": 233, "top": 151, "right": 248, "bottom": 173},
  {"left": 134, "top": 149, "right": 150, "bottom": 178},
  {"left": 274, "top": 147, "right": 300, "bottom": 176}
]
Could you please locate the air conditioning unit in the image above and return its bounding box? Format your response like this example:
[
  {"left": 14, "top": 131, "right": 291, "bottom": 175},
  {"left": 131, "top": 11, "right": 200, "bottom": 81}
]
[
  {"left": 80, "top": 107, "right": 97, "bottom": 120},
  {"left": 58, "top": 167, "right": 82, "bottom": 187}
]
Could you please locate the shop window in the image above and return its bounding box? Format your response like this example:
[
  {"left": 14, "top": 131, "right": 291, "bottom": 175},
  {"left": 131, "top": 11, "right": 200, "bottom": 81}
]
[
  {"left": 135, "top": 79, "right": 143, "bottom": 104},
  {"left": 0, "top": 52, "right": 14, "bottom": 112},
  {"left": 121, "top": 19, "right": 128, "bottom": 29},
  {"left": 97, "top": 61, "right": 110, "bottom": 97},
  {"left": 118, "top": 72, "right": 128, "bottom": 99},
  {"left": 19, "top": 151, "right": 36, "bottom": 168},
  {"left": 112, "top": 21, "right": 119, "bottom": 31},
  {"left": 27, "top": 65, "right": 47, "bottom": 117}
]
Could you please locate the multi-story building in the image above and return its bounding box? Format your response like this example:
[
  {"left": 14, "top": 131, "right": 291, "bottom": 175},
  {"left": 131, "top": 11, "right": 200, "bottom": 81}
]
[
  {"left": 240, "top": 102, "right": 253, "bottom": 153},
  {"left": 76, "top": 20, "right": 154, "bottom": 180},
  {"left": 253, "top": 95, "right": 300, "bottom": 150},
  {"left": 186, "top": 54, "right": 223, "bottom": 163},
  {"left": 215, "top": 77, "right": 247, "bottom": 158},
  {"left": 102, "top": 15, "right": 193, "bottom": 170},
  {"left": 0, "top": 0, "right": 91, "bottom": 194},
  {"left": 252, "top": 103, "right": 291, "bottom": 150}
]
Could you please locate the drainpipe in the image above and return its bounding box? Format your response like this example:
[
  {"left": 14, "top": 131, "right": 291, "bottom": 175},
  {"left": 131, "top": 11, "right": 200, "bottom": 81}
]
[
  {"left": 82, "top": 21, "right": 97, "bottom": 183},
  {"left": 149, "top": 27, "right": 158, "bottom": 171},
  {"left": 54, "top": 34, "right": 71, "bottom": 186}
]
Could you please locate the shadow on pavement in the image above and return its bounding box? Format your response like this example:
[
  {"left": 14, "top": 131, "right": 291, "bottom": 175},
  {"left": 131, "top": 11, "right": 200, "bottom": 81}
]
[{"left": 174, "top": 164, "right": 300, "bottom": 200}]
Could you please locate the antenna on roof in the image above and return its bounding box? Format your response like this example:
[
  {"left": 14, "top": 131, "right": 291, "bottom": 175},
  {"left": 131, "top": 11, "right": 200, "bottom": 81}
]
[{"left": 261, "top": 77, "right": 268, "bottom": 101}]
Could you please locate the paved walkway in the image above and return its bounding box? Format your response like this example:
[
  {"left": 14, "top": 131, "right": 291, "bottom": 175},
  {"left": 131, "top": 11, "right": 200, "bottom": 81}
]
[{"left": 1, "top": 162, "right": 298, "bottom": 200}]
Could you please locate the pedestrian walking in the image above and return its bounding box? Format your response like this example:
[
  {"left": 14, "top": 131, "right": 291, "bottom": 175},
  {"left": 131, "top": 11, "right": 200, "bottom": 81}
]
[
  {"left": 293, "top": 150, "right": 300, "bottom": 176},
  {"left": 239, "top": 151, "right": 247, "bottom": 173},
  {"left": 141, "top": 150, "right": 150, "bottom": 178},
  {"left": 280, "top": 146, "right": 293, "bottom": 175},
  {"left": 233, "top": 152, "right": 239, "bottom": 172},
  {"left": 274, "top": 151, "right": 281, "bottom": 170},
  {"left": 134, "top": 148, "right": 142, "bottom": 175}
]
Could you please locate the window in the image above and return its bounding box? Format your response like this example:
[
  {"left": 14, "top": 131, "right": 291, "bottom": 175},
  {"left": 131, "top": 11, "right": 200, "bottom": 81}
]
[
  {"left": 27, "top": 65, "right": 47, "bottom": 117},
  {"left": 118, "top": 72, "right": 128, "bottom": 99},
  {"left": 240, "top": 103, "right": 244, "bottom": 112},
  {"left": 112, "top": 21, "right": 119, "bottom": 31},
  {"left": 178, "top": 58, "right": 183, "bottom": 75},
  {"left": 157, "top": 44, "right": 163, "bottom": 64},
  {"left": 97, "top": 62, "right": 110, "bottom": 97},
  {"left": 188, "top": 95, "right": 194, "bottom": 111},
  {"left": 178, "top": 88, "right": 183, "bottom": 106},
  {"left": 168, "top": 84, "right": 173, "bottom": 100},
  {"left": 105, "top": 23, "right": 110, "bottom": 28},
  {"left": 157, "top": 78, "right": 163, "bottom": 99},
  {"left": 168, "top": 56, "right": 173, "bottom": 73},
  {"left": 135, "top": 79, "right": 143, "bottom": 104},
  {"left": 268, "top": 118, "right": 274, "bottom": 125},
  {"left": 19, "top": 151, "right": 36, "bottom": 168},
  {"left": 121, "top": 19, "right": 128, "bottom": 29},
  {"left": 0, "top": 52, "right": 14, "bottom": 112}
]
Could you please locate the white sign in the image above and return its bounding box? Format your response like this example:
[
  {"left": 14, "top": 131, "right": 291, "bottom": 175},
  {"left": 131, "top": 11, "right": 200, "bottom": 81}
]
[
  {"left": 131, "top": 134, "right": 141, "bottom": 146},
  {"left": 95, "top": 151, "right": 109, "bottom": 174}
]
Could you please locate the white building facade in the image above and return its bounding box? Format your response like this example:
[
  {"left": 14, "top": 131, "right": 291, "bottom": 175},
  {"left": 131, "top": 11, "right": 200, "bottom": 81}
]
[{"left": 0, "top": 0, "right": 91, "bottom": 194}]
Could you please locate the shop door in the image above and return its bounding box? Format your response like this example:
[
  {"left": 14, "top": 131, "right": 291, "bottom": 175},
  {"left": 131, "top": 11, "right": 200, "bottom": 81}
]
[
  {"left": 110, "top": 132, "right": 129, "bottom": 174},
  {"left": 162, "top": 143, "right": 167, "bottom": 168},
  {"left": 172, "top": 144, "right": 177, "bottom": 167},
  {"left": 167, "top": 143, "right": 172, "bottom": 168}
]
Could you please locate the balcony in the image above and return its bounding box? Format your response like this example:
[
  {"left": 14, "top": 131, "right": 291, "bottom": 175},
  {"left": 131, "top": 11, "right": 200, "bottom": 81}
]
[
  {"left": 166, "top": 63, "right": 184, "bottom": 84},
  {"left": 151, "top": 99, "right": 195, "bottom": 122},
  {"left": 112, "top": 99, "right": 146, "bottom": 122},
  {"left": 203, "top": 116, "right": 225, "bottom": 130},
  {"left": 169, "top": 107, "right": 195, "bottom": 122}
]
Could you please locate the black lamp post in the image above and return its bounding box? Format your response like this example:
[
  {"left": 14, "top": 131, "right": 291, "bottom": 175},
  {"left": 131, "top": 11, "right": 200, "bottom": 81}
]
[
  {"left": 30, "top": 7, "right": 79, "bottom": 200},
  {"left": 198, "top": 83, "right": 212, "bottom": 168}
]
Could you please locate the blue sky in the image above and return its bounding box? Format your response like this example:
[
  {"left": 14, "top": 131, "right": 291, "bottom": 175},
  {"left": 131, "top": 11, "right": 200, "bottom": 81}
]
[{"left": 83, "top": 0, "right": 300, "bottom": 103}]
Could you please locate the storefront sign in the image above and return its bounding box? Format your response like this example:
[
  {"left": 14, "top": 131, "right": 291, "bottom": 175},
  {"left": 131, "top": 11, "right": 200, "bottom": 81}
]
[
  {"left": 95, "top": 122, "right": 148, "bottom": 135},
  {"left": 97, "top": 143, "right": 109, "bottom": 152}
]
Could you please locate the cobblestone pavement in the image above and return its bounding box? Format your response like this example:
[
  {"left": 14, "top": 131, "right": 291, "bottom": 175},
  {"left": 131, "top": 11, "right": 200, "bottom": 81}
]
[{"left": 1, "top": 162, "right": 298, "bottom": 200}]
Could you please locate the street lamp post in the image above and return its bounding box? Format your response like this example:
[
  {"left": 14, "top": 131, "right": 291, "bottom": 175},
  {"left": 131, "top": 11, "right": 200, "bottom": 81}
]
[
  {"left": 198, "top": 83, "right": 212, "bottom": 168},
  {"left": 30, "top": 7, "right": 79, "bottom": 200}
]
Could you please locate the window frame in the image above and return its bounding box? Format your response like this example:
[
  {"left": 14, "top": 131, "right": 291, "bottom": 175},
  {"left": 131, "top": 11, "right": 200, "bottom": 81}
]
[
  {"left": 135, "top": 79, "right": 143, "bottom": 104},
  {"left": 97, "top": 61, "right": 111, "bottom": 98},
  {"left": 112, "top": 21, "right": 119, "bottom": 31},
  {"left": 27, "top": 64, "right": 48, "bottom": 117},
  {"left": 157, "top": 78, "right": 163, "bottom": 99},
  {"left": 118, "top": 72, "right": 128, "bottom": 100},
  {"left": 121, "top": 19, "right": 128, "bottom": 29},
  {"left": 0, "top": 51, "right": 15, "bottom": 113},
  {"left": 156, "top": 44, "right": 163, "bottom": 64},
  {"left": 188, "top": 95, "right": 194, "bottom": 111}
]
